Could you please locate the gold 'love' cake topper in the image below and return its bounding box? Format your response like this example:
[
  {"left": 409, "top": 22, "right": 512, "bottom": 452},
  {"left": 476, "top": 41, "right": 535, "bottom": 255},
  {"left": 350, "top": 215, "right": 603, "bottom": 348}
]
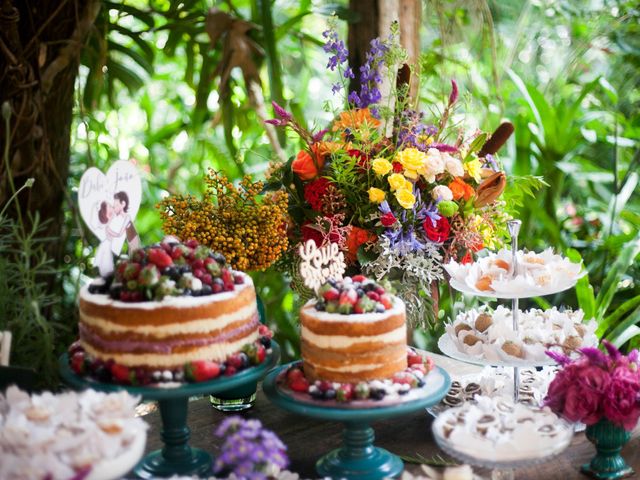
[{"left": 298, "top": 240, "right": 346, "bottom": 291}]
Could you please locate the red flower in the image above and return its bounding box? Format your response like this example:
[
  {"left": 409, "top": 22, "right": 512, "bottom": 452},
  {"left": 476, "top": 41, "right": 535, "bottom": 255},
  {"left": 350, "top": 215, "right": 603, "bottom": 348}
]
[
  {"left": 380, "top": 212, "right": 397, "bottom": 227},
  {"left": 301, "top": 222, "right": 324, "bottom": 246},
  {"left": 303, "top": 178, "right": 331, "bottom": 211},
  {"left": 345, "top": 227, "right": 376, "bottom": 263},
  {"left": 461, "top": 251, "right": 473, "bottom": 264},
  {"left": 392, "top": 162, "right": 403, "bottom": 173},
  {"left": 423, "top": 216, "right": 451, "bottom": 243},
  {"left": 348, "top": 149, "right": 369, "bottom": 170}
]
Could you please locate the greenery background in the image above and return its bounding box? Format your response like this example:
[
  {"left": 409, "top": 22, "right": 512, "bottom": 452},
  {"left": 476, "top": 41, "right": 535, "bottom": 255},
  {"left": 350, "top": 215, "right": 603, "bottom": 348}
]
[{"left": 1, "top": 0, "right": 638, "bottom": 387}]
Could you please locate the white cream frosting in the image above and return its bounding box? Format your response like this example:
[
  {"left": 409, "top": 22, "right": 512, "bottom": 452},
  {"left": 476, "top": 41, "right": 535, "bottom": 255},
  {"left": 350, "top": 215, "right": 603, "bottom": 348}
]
[
  {"left": 82, "top": 330, "right": 258, "bottom": 366},
  {"left": 79, "top": 272, "right": 253, "bottom": 310},
  {"left": 80, "top": 303, "right": 257, "bottom": 337},
  {"left": 301, "top": 325, "right": 406, "bottom": 349}
]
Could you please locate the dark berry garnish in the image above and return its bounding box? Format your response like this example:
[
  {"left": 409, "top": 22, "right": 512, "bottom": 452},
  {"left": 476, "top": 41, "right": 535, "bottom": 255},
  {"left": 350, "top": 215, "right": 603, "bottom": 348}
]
[
  {"left": 370, "top": 388, "right": 386, "bottom": 400},
  {"left": 316, "top": 276, "right": 393, "bottom": 315},
  {"left": 260, "top": 336, "right": 272, "bottom": 348},
  {"left": 324, "top": 389, "right": 337, "bottom": 400}
]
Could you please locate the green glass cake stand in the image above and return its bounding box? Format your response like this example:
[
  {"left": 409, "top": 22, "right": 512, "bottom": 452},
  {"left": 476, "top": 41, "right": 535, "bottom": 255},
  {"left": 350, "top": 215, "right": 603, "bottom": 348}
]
[
  {"left": 263, "top": 363, "right": 451, "bottom": 480},
  {"left": 58, "top": 341, "right": 280, "bottom": 479}
]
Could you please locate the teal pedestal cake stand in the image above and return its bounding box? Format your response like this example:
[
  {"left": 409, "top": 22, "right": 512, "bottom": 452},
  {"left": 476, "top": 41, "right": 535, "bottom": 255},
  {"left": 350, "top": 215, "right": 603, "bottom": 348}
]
[
  {"left": 263, "top": 363, "right": 450, "bottom": 480},
  {"left": 59, "top": 341, "right": 280, "bottom": 479}
]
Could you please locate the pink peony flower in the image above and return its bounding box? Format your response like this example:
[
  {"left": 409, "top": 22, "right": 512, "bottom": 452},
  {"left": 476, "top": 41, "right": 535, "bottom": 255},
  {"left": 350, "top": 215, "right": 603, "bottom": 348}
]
[
  {"left": 603, "top": 378, "right": 640, "bottom": 430},
  {"left": 563, "top": 383, "right": 602, "bottom": 425},
  {"left": 578, "top": 364, "right": 611, "bottom": 393}
]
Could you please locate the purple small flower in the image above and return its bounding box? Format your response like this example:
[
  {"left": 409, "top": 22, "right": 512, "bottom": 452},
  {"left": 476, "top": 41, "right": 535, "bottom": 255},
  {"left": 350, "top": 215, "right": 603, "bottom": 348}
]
[
  {"left": 265, "top": 118, "right": 285, "bottom": 126},
  {"left": 603, "top": 340, "right": 622, "bottom": 362},
  {"left": 448, "top": 79, "right": 459, "bottom": 105},
  {"left": 331, "top": 82, "right": 342, "bottom": 94},
  {"left": 545, "top": 349, "right": 573, "bottom": 366},
  {"left": 312, "top": 129, "right": 329, "bottom": 142},
  {"left": 343, "top": 67, "right": 355, "bottom": 79},
  {"left": 271, "top": 101, "right": 291, "bottom": 120},
  {"left": 350, "top": 36, "right": 389, "bottom": 108},
  {"left": 484, "top": 153, "right": 498, "bottom": 170},
  {"left": 213, "top": 416, "right": 289, "bottom": 477},
  {"left": 323, "top": 29, "right": 349, "bottom": 71},
  {"left": 430, "top": 143, "right": 458, "bottom": 153},
  {"left": 348, "top": 91, "right": 361, "bottom": 105}
]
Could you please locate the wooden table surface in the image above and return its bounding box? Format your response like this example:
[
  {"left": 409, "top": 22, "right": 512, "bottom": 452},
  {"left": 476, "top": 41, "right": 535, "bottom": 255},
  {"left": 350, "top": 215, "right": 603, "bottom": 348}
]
[{"left": 142, "top": 388, "right": 640, "bottom": 479}]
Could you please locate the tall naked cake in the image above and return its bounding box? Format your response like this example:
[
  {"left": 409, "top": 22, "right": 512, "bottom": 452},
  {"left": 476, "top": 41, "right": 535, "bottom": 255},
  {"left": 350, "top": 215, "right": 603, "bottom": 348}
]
[
  {"left": 300, "top": 275, "right": 407, "bottom": 383},
  {"left": 71, "top": 239, "right": 272, "bottom": 385}
]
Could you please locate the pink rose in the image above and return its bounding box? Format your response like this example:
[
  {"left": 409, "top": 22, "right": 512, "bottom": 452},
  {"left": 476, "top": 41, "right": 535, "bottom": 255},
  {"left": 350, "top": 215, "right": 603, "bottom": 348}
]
[
  {"left": 604, "top": 378, "right": 640, "bottom": 431},
  {"left": 563, "top": 384, "right": 602, "bottom": 425},
  {"left": 612, "top": 364, "right": 640, "bottom": 385}
]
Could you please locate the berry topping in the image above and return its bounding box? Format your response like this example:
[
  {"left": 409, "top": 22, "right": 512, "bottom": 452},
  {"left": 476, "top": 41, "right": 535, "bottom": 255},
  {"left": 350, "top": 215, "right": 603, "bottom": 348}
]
[
  {"left": 184, "top": 360, "right": 221, "bottom": 382},
  {"left": 106, "top": 239, "right": 243, "bottom": 302},
  {"left": 314, "top": 276, "right": 395, "bottom": 314}
]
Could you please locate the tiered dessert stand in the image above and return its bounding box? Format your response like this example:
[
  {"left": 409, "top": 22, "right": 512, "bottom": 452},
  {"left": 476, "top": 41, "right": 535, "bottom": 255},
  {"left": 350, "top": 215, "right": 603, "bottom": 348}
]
[
  {"left": 263, "top": 362, "right": 451, "bottom": 480},
  {"left": 59, "top": 341, "right": 280, "bottom": 479},
  {"left": 435, "top": 220, "right": 583, "bottom": 477},
  {"left": 438, "top": 219, "right": 582, "bottom": 402}
]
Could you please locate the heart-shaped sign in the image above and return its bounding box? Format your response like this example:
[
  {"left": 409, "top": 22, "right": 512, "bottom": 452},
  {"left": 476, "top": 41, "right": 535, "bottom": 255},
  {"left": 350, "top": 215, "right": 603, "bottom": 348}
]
[{"left": 78, "top": 160, "right": 141, "bottom": 256}]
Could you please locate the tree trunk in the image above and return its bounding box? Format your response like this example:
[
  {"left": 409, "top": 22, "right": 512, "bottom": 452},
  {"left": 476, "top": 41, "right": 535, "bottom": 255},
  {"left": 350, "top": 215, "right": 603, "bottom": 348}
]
[
  {"left": 347, "top": 0, "right": 421, "bottom": 99},
  {"left": 0, "top": 0, "right": 100, "bottom": 250}
]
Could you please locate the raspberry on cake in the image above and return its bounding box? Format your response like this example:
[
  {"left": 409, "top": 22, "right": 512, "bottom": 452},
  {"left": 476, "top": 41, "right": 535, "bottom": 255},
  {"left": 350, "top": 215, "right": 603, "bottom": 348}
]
[
  {"left": 300, "top": 275, "right": 407, "bottom": 383},
  {"left": 75, "top": 239, "right": 266, "bottom": 383}
]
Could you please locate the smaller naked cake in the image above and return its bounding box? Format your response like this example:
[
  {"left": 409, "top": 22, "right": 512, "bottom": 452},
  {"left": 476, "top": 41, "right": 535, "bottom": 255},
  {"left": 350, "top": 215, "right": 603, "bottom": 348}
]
[
  {"left": 300, "top": 275, "right": 407, "bottom": 383},
  {"left": 72, "top": 239, "right": 271, "bottom": 385}
]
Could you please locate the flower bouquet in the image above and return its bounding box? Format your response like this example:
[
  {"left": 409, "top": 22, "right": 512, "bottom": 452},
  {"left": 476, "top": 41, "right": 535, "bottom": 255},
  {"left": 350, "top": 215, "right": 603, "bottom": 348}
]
[
  {"left": 545, "top": 341, "right": 640, "bottom": 431},
  {"left": 545, "top": 341, "right": 639, "bottom": 478},
  {"left": 266, "top": 25, "right": 513, "bottom": 326}
]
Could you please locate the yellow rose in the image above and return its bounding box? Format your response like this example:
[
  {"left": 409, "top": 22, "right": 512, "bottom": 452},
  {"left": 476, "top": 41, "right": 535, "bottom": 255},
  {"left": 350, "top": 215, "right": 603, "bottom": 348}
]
[
  {"left": 403, "top": 169, "right": 419, "bottom": 180},
  {"left": 372, "top": 158, "right": 392, "bottom": 176},
  {"left": 388, "top": 173, "right": 409, "bottom": 191},
  {"left": 368, "top": 187, "right": 386, "bottom": 204},
  {"left": 395, "top": 188, "right": 416, "bottom": 209},
  {"left": 396, "top": 147, "right": 427, "bottom": 173},
  {"left": 464, "top": 158, "right": 483, "bottom": 183}
]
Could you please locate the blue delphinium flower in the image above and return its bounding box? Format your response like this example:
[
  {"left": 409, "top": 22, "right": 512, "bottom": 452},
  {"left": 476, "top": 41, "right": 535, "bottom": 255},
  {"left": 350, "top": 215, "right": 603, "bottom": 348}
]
[
  {"left": 323, "top": 29, "right": 348, "bottom": 71},
  {"left": 351, "top": 37, "right": 389, "bottom": 109},
  {"left": 396, "top": 109, "right": 439, "bottom": 151},
  {"left": 213, "top": 416, "right": 289, "bottom": 478}
]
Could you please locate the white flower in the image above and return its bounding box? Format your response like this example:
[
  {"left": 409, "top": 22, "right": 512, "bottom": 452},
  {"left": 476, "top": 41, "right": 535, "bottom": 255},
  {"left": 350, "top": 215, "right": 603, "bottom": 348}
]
[
  {"left": 431, "top": 185, "right": 453, "bottom": 202},
  {"left": 443, "top": 154, "right": 464, "bottom": 177},
  {"left": 420, "top": 148, "right": 445, "bottom": 183}
]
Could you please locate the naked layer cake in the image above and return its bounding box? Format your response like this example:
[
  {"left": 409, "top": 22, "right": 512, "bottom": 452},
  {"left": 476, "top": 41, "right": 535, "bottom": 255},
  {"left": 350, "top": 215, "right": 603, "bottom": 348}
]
[
  {"left": 71, "top": 239, "right": 270, "bottom": 385},
  {"left": 300, "top": 275, "right": 407, "bottom": 383}
]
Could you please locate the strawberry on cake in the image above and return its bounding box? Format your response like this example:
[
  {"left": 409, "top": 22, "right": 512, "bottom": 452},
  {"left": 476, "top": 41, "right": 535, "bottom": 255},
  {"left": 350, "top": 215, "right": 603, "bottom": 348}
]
[
  {"left": 300, "top": 275, "right": 407, "bottom": 383},
  {"left": 70, "top": 239, "right": 272, "bottom": 385}
]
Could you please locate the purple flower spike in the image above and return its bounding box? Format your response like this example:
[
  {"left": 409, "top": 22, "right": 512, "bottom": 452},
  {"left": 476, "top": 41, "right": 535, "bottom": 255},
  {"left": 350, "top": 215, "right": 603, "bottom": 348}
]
[
  {"left": 312, "top": 129, "right": 328, "bottom": 142},
  {"left": 449, "top": 79, "right": 459, "bottom": 105},
  {"left": 271, "top": 101, "right": 291, "bottom": 120},
  {"left": 579, "top": 346, "right": 609, "bottom": 366},
  {"left": 545, "top": 349, "right": 572, "bottom": 366},
  {"left": 264, "top": 118, "right": 285, "bottom": 126},
  {"left": 430, "top": 143, "right": 458, "bottom": 153},
  {"left": 602, "top": 340, "right": 622, "bottom": 362}
]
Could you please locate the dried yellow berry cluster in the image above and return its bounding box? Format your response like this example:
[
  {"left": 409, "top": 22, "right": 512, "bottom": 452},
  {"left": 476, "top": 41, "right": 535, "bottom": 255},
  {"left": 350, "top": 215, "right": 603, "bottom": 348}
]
[{"left": 157, "top": 170, "right": 289, "bottom": 271}]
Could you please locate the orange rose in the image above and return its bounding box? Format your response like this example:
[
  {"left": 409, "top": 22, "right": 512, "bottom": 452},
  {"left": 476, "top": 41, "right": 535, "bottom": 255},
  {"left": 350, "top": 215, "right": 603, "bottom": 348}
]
[
  {"left": 292, "top": 149, "right": 325, "bottom": 181},
  {"left": 345, "top": 226, "right": 377, "bottom": 263},
  {"left": 449, "top": 177, "right": 475, "bottom": 201}
]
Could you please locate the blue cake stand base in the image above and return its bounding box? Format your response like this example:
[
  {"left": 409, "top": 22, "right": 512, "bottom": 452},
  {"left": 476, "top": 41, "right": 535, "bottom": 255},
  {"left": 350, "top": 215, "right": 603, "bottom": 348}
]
[
  {"left": 263, "top": 363, "right": 450, "bottom": 480},
  {"left": 59, "top": 341, "right": 280, "bottom": 479}
]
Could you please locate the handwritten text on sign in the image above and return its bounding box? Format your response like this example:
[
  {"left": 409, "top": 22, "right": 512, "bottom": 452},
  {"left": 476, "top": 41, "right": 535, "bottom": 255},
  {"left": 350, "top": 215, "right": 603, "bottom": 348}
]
[{"left": 298, "top": 240, "right": 346, "bottom": 291}]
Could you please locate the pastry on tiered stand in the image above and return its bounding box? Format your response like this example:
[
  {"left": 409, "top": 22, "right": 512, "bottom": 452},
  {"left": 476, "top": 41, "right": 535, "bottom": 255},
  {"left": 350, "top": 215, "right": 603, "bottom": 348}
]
[{"left": 443, "top": 306, "right": 598, "bottom": 365}]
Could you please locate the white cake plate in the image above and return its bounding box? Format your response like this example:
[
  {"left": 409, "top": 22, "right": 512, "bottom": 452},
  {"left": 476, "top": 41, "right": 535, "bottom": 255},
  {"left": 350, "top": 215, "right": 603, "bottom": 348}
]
[{"left": 437, "top": 334, "right": 558, "bottom": 368}]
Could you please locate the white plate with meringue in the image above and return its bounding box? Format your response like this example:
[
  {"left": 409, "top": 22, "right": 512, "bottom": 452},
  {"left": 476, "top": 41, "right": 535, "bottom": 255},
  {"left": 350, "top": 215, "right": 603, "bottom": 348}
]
[
  {"left": 445, "top": 248, "right": 586, "bottom": 299},
  {"left": 432, "top": 396, "right": 573, "bottom": 467},
  {"left": 440, "top": 306, "right": 598, "bottom": 367}
]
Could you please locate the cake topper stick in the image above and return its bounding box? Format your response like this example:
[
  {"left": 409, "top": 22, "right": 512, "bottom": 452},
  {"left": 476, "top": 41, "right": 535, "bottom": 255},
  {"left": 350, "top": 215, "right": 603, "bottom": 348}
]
[
  {"left": 507, "top": 219, "right": 522, "bottom": 403},
  {"left": 78, "top": 160, "right": 142, "bottom": 277},
  {"left": 298, "top": 240, "right": 346, "bottom": 292}
]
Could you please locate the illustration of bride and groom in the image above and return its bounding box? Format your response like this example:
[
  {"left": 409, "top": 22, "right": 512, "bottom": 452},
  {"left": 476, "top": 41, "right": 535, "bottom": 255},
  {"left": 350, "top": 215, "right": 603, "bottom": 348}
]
[{"left": 94, "top": 191, "right": 141, "bottom": 275}]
